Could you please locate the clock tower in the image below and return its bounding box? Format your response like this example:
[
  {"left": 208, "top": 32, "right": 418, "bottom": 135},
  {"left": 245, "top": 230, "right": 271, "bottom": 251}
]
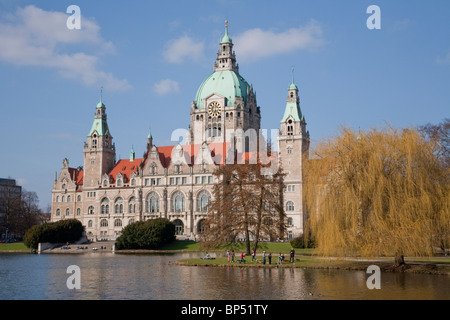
[{"left": 189, "top": 21, "right": 261, "bottom": 150}]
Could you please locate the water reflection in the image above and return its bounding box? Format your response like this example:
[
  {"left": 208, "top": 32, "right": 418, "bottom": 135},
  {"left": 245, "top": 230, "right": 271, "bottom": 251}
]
[{"left": 0, "top": 253, "right": 448, "bottom": 300}]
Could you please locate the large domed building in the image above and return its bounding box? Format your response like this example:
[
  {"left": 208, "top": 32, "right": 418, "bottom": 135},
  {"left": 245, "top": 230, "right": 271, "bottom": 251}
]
[{"left": 51, "top": 22, "right": 310, "bottom": 242}]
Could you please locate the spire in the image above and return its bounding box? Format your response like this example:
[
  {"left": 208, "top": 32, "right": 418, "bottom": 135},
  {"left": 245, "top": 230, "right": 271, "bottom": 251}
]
[
  {"left": 289, "top": 66, "right": 298, "bottom": 90},
  {"left": 89, "top": 89, "right": 110, "bottom": 136},
  {"left": 147, "top": 128, "right": 153, "bottom": 151},
  {"left": 215, "top": 20, "right": 238, "bottom": 72},
  {"left": 97, "top": 86, "right": 105, "bottom": 108},
  {"left": 282, "top": 70, "right": 302, "bottom": 123},
  {"left": 221, "top": 20, "right": 232, "bottom": 44},
  {"left": 130, "top": 145, "right": 135, "bottom": 161}
]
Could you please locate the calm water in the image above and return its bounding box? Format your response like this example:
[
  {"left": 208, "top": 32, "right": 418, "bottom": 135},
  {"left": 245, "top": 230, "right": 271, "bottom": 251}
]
[{"left": 0, "top": 252, "right": 448, "bottom": 300}]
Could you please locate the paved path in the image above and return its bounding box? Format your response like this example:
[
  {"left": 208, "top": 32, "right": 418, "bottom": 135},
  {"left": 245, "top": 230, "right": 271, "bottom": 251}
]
[{"left": 44, "top": 241, "right": 115, "bottom": 253}]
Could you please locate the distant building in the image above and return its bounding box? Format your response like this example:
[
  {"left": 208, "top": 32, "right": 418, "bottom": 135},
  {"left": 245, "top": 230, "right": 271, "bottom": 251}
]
[
  {"left": 0, "top": 178, "right": 22, "bottom": 239},
  {"left": 51, "top": 22, "right": 310, "bottom": 242}
]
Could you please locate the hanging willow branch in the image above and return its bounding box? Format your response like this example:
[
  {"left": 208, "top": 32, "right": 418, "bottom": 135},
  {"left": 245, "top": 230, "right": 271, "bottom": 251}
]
[{"left": 304, "top": 127, "right": 450, "bottom": 265}]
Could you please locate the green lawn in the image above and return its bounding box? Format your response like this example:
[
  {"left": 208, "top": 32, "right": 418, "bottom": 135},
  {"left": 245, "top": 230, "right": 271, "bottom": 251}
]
[
  {"left": 159, "top": 240, "right": 201, "bottom": 251},
  {"left": 158, "top": 240, "right": 313, "bottom": 254},
  {"left": 0, "top": 242, "right": 29, "bottom": 251}
]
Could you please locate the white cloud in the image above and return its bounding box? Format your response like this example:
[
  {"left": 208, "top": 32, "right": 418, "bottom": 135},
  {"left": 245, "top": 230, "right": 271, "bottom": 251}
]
[
  {"left": 154, "top": 79, "right": 180, "bottom": 95},
  {"left": 233, "top": 20, "right": 324, "bottom": 62},
  {"left": 163, "top": 35, "right": 205, "bottom": 64},
  {"left": 0, "top": 5, "right": 130, "bottom": 91}
]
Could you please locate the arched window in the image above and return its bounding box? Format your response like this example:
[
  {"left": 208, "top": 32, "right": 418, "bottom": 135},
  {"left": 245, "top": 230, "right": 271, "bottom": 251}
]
[
  {"left": 129, "top": 197, "right": 136, "bottom": 214},
  {"left": 174, "top": 219, "right": 184, "bottom": 235},
  {"left": 131, "top": 178, "right": 136, "bottom": 186},
  {"left": 287, "top": 125, "right": 293, "bottom": 135},
  {"left": 287, "top": 217, "right": 293, "bottom": 226},
  {"left": 197, "top": 190, "right": 211, "bottom": 212},
  {"left": 100, "top": 219, "right": 108, "bottom": 227},
  {"left": 88, "top": 220, "right": 93, "bottom": 228},
  {"left": 56, "top": 209, "right": 60, "bottom": 216},
  {"left": 77, "top": 195, "right": 81, "bottom": 201},
  {"left": 101, "top": 198, "right": 109, "bottom": 214},
  {"left": 67, "top": 195, "right": 71, "bottom": 202},
  {"left": 56, "top": 196, "right": 60, "bottom": 203},
  {"left": 197, "top": 219, "right": 206, "bottom": 234},
  {"left": 114, "top": 219, "right": 122, "bottom": 227},
  {"left": 115, "top": 197, "right": 123, "bottom": 214},
  {"left": 146, "top": 192, "right": 160, "bottom": 213},
  {"left": 286, "top": 201, "right": 295, "bottom": 211},
  {"left": 171, "top": 191, "right": 185, "bottom": 213},
  {"left": 76, "top": 208, "right": 81, "bottom": 216},
  {"left": 88, "top": 206, "right": 94, "bottom": 215},
  {"left": 65, "top": 208, "right": 70, "bottom": 216},
  {"left": 128, "top": 219, "right": 135, "bottom": 225},
  {"left": 61, "top": 195, "right": 65, "bottom": 202}
]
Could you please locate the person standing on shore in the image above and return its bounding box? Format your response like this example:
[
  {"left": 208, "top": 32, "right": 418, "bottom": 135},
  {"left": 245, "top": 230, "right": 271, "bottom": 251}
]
[
  {"left": 289, "top": 248, "right": 295, "bottom": 263},
  {"left": 268, "top": 252, "right": 272, "bottom": 264},
  {"left": 262, "top": 251, "right": 266, "bottom": 265},
  {"left": 231, "top": 250, "right": 235, "bottom": 262},
  {"left": 227, "top": 250, "right": 230, "bottom": 262}
]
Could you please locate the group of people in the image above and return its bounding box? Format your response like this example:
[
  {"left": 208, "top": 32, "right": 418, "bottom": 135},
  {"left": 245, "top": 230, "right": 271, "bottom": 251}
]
[{"left": 224, "top": 248, "right": 296, "bottom": 265}]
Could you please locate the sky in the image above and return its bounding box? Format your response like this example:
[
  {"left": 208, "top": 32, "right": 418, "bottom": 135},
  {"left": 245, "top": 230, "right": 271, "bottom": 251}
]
[{"left": 0, "top": 0, "right": 449, "bottom": 210}]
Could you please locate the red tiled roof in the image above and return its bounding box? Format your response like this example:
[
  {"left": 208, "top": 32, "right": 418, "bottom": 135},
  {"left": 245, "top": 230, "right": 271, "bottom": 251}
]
[
  {"left": 157, "top": 146, "right": 175, "bottom": 167},
  {"left": 68, "top": 167, "right": 84, "bottom": 186},
  {"left": 108, "top": 158, "right": 143, "bottom": 183},
  {"left": 75, "top": 142, "right": 278, "bottom": 188}
]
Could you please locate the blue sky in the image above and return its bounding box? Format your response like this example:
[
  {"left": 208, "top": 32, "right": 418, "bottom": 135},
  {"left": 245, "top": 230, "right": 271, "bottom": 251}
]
[{"left": 0, "top": 0, "right": 449, "bottom": 210}]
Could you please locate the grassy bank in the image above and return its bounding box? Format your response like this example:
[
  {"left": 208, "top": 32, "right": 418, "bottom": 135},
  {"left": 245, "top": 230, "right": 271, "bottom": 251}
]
[
  {"left": 0, "top": 242, "right": 29, "bottom": 252},
  {"left": 159, "top": 240, "right": 314, "bottom": 253},
  {"left": 173, "top": 253, "right": 450, "bottom": 275}
]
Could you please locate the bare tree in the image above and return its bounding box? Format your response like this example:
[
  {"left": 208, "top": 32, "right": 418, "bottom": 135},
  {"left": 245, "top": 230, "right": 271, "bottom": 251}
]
[
  {"left": 0, "top": 187, "right": 41, "bottom": 239},
  {"left": 201, "top": 163, "right": 286, "bottom": 255},
  {"left": 419, "top": 118, "right": 449, "bottom": 168},
  {"left": 304, "top": 127, "right": 450, "bottom": 266}
]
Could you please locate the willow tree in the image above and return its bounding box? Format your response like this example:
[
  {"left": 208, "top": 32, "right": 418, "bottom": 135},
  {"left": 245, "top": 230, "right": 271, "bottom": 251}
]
[
  {"left": 201, "top": 162, "right": 286, "bottom": 255},
  {"left": 304, "top": 127, "right": 450, "bottom": 266}
]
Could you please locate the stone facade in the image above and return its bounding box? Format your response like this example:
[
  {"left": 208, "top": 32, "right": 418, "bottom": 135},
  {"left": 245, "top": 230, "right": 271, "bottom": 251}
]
[{"left": 51, "top": 23, "right": 310, "bottom": 242}]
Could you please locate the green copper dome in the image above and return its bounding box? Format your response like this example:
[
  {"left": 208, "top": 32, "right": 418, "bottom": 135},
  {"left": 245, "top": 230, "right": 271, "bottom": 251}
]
[{"left": 194, "top": 70, "right": 250, "bottom": 109}]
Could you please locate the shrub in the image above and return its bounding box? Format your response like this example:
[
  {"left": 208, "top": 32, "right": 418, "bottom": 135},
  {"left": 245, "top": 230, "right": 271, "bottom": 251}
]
[
  {"left": 115, "top": 218, "right": 175, "bottom": 250},
  {"left": 23, "top": 219, "right": 83, "bottom": 249},
  {"left": 290, "top": 236, "right": 315, "bottom": 249}
]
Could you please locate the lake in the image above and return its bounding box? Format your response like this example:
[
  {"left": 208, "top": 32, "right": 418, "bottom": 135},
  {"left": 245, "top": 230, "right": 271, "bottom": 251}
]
[{"left": 0, "top": 252, "right": 448, "bottom": 300}]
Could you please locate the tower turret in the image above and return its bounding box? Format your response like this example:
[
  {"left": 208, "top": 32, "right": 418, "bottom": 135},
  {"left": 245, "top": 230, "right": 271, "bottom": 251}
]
[{"left": 83, "top": 90, "right": 116, "bottom": 188}]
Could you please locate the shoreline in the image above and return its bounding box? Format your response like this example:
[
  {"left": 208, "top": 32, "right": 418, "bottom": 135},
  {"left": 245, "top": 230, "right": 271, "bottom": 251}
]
[
  {"left": 2, "top": 243, "right": 449, "bottom": 276},
  {"left": 171, "top": 256, "right": 450, "bottom": 276}
]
